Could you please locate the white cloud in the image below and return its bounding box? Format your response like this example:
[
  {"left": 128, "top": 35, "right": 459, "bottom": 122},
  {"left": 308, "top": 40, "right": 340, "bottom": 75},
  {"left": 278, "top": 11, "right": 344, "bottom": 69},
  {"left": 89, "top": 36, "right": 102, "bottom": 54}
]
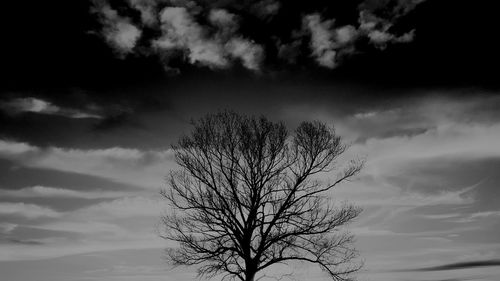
[
  {"left": 89, "top": 0, "right": 424, "bottom": 72},
  {"left": 94, "top": 2, "right": 142, "bottom": 54},
  {"left": 0, "top": 202, "right": 61, "bottom": 219},
  {"left": 226, "top": 37, "right": 264, "bottom": 71},
  {"left": 367, "top": 29, "right": 415, "bottom": 48},
  {"left": 0, "top": 98, "right": 102, "bottom": 119},
  {"left": 303, "top": 14, "right": 338, "bottom": 68},
  {"left": 358, "top": 10, "right": 416, "bottom": 49},
  {"left": 303, "top": 14, "right": 361, "bottom": 68},
  {"left": 0, "top": 139, "right": 37, "bottom": 155},
  {"left": 155, "top": 7, "right": 228, "bottom": 68},
  {"left": 301, "top": 6, "right": 418, "bottom": 68},
  {"left": 127, "top": 0, "right": 157, "bottom": 26},
  {"left": 335, "top": 25, "right": 358, "bottom": 44},
  {"left": 154, "top": 7, "right": 264, "bottom": 71},
  {"left": 111, "top": 21, "right": 142, "bottom": 52},
  {"left": 208, "top": 9, "right": 238, "bottom": 30}
]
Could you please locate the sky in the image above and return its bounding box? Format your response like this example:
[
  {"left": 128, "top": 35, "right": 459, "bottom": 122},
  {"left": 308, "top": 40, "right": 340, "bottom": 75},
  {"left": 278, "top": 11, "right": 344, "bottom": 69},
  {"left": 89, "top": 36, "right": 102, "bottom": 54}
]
[{"left": 1, "top": 0, "right": 500, "bottom": 280}]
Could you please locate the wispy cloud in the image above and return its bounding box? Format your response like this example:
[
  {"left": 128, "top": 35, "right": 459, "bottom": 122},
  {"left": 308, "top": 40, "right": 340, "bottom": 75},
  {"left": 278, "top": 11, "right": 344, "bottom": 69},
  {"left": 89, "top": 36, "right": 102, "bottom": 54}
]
[
  {"left": 399, "top": 259, "right": 500, "bottom": 272},
  {"left": 0, "top": 195, "right": 165, "bottom": 261},
  {"left": 0, "top": 139, "right": 174, "bottom": 189},
  {"left": 358, "top": 10, "right": 415, "bottom": 49},
  {"left": 0, "top": 202, "right": 61, "bottom": 219},
  {"left": 450, "top": 210, "right": 500, "bottom": 223},
  {"left": 0, "top": 98, "right": 102, "bottom": 119},
  {"left": 74, "top": 196, "right": 161, "bottom": 219},
  {"left": 0, "top": 186, "right": 129, "bottom": 199}
]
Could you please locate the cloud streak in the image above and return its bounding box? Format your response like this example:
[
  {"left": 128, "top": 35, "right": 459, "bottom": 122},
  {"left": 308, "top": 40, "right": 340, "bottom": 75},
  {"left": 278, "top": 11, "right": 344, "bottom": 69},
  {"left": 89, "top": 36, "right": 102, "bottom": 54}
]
[
  {"left": 0, "top": 98, "right": 102, "bottom": 119},
  {"left": 0, "top": 202, "right": 61, "bottom": 219},
  {"left": 0, "top": 139, "right": 174, "bottom": 189},
  {"left": 400, "top": 259, "right": 500, "bottom": 272},
  {"left": 0, "top": 186, "right": 129, "bottom": 199}
]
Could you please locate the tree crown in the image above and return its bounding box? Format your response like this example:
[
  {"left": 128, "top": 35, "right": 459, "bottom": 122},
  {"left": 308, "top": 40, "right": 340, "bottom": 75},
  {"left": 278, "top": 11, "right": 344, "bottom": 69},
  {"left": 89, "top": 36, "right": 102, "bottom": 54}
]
[{"left": 161, "top": 110, "right": 363, "bottom": 281}]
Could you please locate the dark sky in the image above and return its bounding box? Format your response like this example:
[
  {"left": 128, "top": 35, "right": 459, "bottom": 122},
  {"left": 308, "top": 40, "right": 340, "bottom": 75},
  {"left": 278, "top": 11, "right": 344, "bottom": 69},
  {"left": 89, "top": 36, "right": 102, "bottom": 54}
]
[
  {"left": 2, "top": 0, "right": 500, "bottom": 150},
  {"left": 1, "top": 1, "right": 500, "bottom": 281}
]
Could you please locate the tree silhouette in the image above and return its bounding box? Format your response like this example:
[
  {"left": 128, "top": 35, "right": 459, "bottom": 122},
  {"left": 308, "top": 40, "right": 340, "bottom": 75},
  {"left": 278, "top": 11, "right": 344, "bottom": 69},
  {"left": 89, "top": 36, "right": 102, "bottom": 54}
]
[{"left": 160, "top": 111, "right": 363, "bottom": 281}]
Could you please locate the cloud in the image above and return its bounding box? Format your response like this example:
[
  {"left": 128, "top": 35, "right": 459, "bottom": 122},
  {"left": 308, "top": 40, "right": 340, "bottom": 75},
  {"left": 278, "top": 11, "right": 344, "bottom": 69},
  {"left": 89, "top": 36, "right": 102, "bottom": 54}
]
[
  {"left": 126, "top": 0, "right": 158, "bottom": 26},
  {"left": 0, "top": 139, "right": 175, "bottom": 189},
  {"left": 76, "top": 196, "right": 161, "bottom": 219},
  {"left": 0, "top": 98, "right": 102, "bottom": 119},
  {"left": 0, "top": 139, "right": 36, "bottom": 155},
  {"left": 303, "top": 14, "right": 340, "bottom": 68},
  {"left": 0, "top": 202, "right": 61, "bottom": 219},
  {"left": 405, "top": 259, "right": 500, "bottom": 272},
  {"left": 154, "top": 7, "right": 228, "bottom": 68},
  {"left": 0, "top": 186, "right": 129, "bottom": 199},
  {"left": 88, "top": 0, "right": 423, "bottom": 71},
  {"left": 4, "top": 238, "right": 44, "bottom": 245},
  {"left": 336, "top": 25, "right": 358, "bottom": 45},
  {"left": 450, "top": 210, "right": 500, "bottom": 223},
  {"left": 208, "top": 9, "right": 238, "bottom": 32},
  {"left": 359, "top": 0, "right": 427, "bottom": 18},
  {"left": 0, "top": 223, "right": 17, "bottom": 234},
  {"left": 421, "top": 213, "right": 462, "bottom": 220},
  {"left": 153, "top": 7, "right": 264, "bottom": 71},
  {"left": 92, "top": 1, "right": 142, "bottom": 55},
  {"left": 353, "top": 122, "right": 500, "bottom": 175},
  {"left": 298, "top": 0, "right": 421, "bottom": 68},
  {"left": 250, "top": 0, "right": 281, "bottom": 19},
  {"left": 341, "top": 180, "right": 477, "bottom": 209},
  {"left": 0, "top": 195, "right": 165, "bottom": 261},
  {"left": 302, "top": 9, "right": 414, "bottom": 68},
  {"left": 343, "top": 97, "right": 500, "bottom": 182},
  {"left": 359, "top": 10, "right": 415, "bottom": 48},
  {"left": 226, "top": 38, "right": 264, "bottom": 71}
]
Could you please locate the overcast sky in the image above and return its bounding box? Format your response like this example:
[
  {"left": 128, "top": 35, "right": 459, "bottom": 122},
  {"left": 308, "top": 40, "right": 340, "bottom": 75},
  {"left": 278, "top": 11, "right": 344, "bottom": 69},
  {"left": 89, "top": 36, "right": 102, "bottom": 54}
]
[{"left": 1, "top": 1, "right": 500, "bottom": 281}]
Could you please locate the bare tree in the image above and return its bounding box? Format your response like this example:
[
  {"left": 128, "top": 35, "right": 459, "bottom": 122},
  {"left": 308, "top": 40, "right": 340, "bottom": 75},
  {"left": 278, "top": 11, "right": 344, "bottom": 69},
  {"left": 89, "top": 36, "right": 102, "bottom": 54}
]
[{"left": 160, "top": 111, "right": 363, "bottom": 281}]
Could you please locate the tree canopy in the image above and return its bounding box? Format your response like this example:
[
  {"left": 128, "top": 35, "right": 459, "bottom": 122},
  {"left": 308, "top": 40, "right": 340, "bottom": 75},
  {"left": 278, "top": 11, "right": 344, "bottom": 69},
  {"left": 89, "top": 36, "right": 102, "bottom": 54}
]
[{"left": 160, "top": 111, "right": 363, "bottom": 281}]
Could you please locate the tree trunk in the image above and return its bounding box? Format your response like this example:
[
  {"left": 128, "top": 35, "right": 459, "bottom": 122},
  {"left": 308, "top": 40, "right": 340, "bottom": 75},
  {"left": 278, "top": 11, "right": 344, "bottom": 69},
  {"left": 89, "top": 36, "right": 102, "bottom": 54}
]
[{"left": 245, "top": 270, "right": 256, "bottom": 281}]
